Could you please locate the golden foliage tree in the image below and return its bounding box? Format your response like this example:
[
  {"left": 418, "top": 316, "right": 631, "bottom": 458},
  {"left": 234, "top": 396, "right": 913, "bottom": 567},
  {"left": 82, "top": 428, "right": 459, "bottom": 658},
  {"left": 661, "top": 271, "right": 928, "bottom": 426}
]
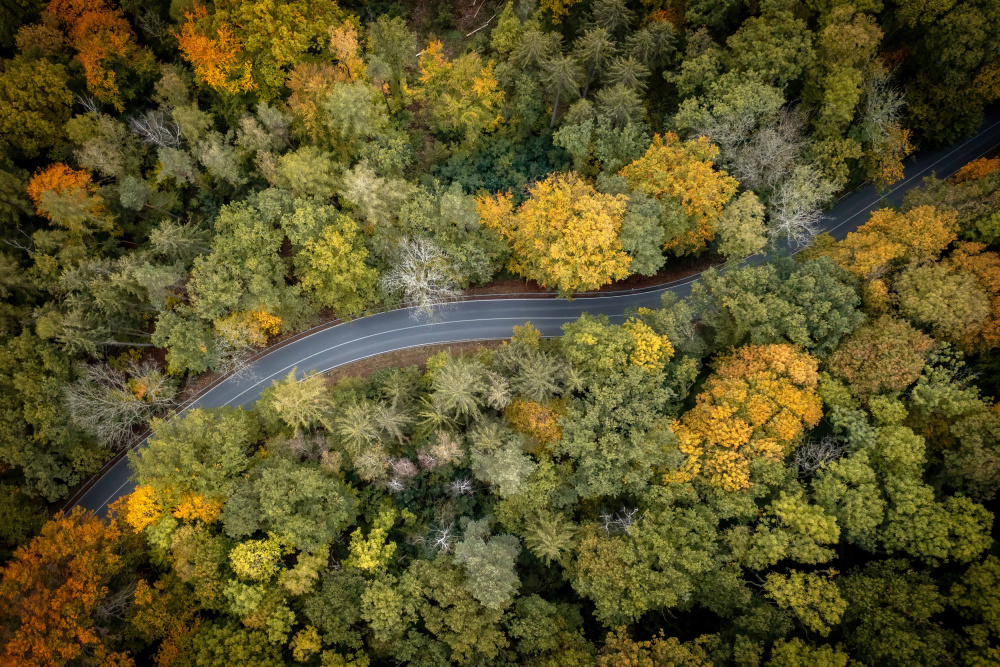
[
  {"left": 668, "top": 344, "right": 822, "bottom": 491},
  {"left": 619, "top": 132, "right": 737, "bottom": 256},
  {"left": 415, "top": 40, "right": 504, "bottom": 145},
  {"left": 821, "top": 205, "right": 958, "bottom": 280},
  {"left": 477, "top": 172, "right": 630, "bottom": 294},
  {"left": 506, "top": 398, "right": 564, "bottom": 447},
  {"left": 866, "top": 124, "right": 914, "bottom": 189},
  {"left": 176, "top": 0, "right": 344, "bottom": 100},
  {"left": 953, "top": 157, "right": 1000, "bottom": 184}
]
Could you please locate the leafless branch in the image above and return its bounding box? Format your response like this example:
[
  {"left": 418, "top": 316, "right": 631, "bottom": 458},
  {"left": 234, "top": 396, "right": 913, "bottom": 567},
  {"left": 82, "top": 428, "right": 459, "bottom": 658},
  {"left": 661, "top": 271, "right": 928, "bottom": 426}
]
[
  {"left": 381, "top": 237, "right": 460, "bottom": 320},
  {"left": 128, "top": 110, "right": 182, "bottom": 147}
]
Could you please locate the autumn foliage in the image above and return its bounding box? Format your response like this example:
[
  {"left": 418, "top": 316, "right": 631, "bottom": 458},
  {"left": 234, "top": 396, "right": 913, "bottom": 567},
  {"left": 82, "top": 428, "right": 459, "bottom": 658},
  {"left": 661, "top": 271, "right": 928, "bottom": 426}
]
[
  {"left": 669, "top": 345, "right": 822, "bottom": 491},
  {"left": 214, "top": 306, "right": 282, "bottom": 348},
  {"left": 416, "top": 40, "right": 504, "bottom": 145},
  {"left": 26, "top": 163, "right": 109, "bottom": 234},
  {"left": 27, "top": 163, "right": 97, "bottom": 215},
  {"left": 506, "top": 398, "right": 564, "bottom": 447},
  {"left": 0, "top": 508, "right": 138, "bottom": 667},
  {"left": 478, "top": 172, "right": 630, "bottom": 294},
  {"left": 176, "top": 3, "right": 254, "bottom": 95},
  {"left": 953, "top": 157, "right": 1000, "bottom": 184},
  {"left": 947, "top": 242, "right": 1000, "bottom": 351},
  {"left": 619, "top": 133, "right": 737, "bottom": 256},
  {"left": 822, "top": 205, "right": 958, "bottom": 279},
  {"left": 828, "top": 315, "right": 935, "bottom": 396},
  {"left": 47, "top": 0, "right": 148, "bottom": 110},
  {"left": 177, "top": 0, "right": 343, "bottom": 99}
]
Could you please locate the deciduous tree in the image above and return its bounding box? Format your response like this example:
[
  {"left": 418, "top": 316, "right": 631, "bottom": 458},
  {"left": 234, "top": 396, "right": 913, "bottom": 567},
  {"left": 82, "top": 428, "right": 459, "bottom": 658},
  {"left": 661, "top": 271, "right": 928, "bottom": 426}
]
[
  {"left": 478, "top": 172, "right": 629, "bottom": 294},
  {"left": 620, "top": 133, "right": 737, "bottom": 256},
  {"left": 669, "top": 344, "right": 822, "bottom": 491},
  {"left": 0, "top": 507, "right": 139, "bottom": 667},
  {"left": 0, "top": 56, "right": 72, "bottom": 157},
  {"left": 827, "top": 316, "right": 935, "bottom": 396}
]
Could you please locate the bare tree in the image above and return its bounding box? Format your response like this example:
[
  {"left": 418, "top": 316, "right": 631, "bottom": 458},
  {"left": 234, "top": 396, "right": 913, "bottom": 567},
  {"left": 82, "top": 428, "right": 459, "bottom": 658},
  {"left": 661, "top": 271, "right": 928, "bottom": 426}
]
[
  {"left": 381, "top": 236, "right": 460, "bottom": 319},
  {"left": 599, "top": 506, "right": 642, "bottom": 535},
  {"left": 860, "top": 63, "right": 905, "bottom": 149},
  {"left": 731, "top": 107, "right": 806, "bottom": 194},
  {"left": 447, "top": 478, "right": 475, "bottom": 497},
  {"left": 134, "top": 10, "right": 170, "bottom": 39},
  {"left": 64, "top": 360, "right": 177, "bottom": 449},
  {"left": 129, "top": 110, "right": 182, "bottom": 147},
  {"left": 76, "top": 94, "right": 99, "bottom": 114},
  {"left": 429, "top": 523, "right": 456, "bottom": 553},
  {"left": 768, "top": 165, "right": 838, "bottom": 249},
  {"left": 794, "top": 436, "right": 846, "bottom": 477}
]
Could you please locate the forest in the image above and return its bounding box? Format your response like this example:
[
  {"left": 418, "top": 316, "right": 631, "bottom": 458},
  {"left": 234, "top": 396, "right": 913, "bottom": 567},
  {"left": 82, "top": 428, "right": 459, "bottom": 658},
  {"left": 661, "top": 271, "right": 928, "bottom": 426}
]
[{"left": 1, "top": 0, "right": 1000, "bottom": 665}]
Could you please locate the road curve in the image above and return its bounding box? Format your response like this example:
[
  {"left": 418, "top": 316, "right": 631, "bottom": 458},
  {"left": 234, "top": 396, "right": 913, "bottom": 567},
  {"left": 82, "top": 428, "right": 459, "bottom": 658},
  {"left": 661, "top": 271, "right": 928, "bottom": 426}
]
[{"left": 70, "top": 114, "right": 1000, "bottom": 516}]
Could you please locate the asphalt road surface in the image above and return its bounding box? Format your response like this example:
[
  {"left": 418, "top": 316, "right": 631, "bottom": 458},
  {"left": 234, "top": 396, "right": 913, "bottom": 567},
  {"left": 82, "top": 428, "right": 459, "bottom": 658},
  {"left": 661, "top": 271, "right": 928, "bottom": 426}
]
[{"left": 69, "top": 114, "right": 1000, "bottom": 516}]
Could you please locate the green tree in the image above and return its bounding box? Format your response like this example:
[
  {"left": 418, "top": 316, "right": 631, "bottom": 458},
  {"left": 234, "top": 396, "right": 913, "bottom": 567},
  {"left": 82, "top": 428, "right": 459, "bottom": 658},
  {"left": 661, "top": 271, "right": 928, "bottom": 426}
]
[
  {"left": 812, "top": 451, "right": 884, "bottom": 550},
  {"left": 839, "top": 560, "right": 954, "bottom": 667},
  {"left": 764, "top": 571, "right": 846, "bottom": 637},
  {"left": 453, "top": 519, "right": 522, "bottom": 610},
  {"left": 542, "top": 53, "right": 584, "bottom": 128},
  {"left": 726, "top": 8, "right": 815, "bottom": 88},
  {"left": 132, "top": 407, "right": 260, "bottom": 508},
  {"left": 522, "top": 511, "right": 576, "bottom": 566},
  {"left": 221, "top": 456, "right": 357, "bottom": 553},
  {"left": 395, "top": 555, "right": 510, "bottom": 664},
  {"left": 693, "top": 257, "right": 863, "bottom": 356},
  {"left": 254, "top": 369, "right": 333, "bottom": 436},
  {"left": 189, "top": 189, "right": 310, "bottom": 328},
  {"left": 570, "top": 493, "right": 718, "bottom": 627},
  {"left": 0, "top": 331, "right": 103, "bottom": 501},
  {"left": 188, "top": 620, "right": 285, "bottom": 667},
  {"left": 293, "top": 211, "right": 378, "bottom": 318},
  {"left": 716, "top": 191, "right": 767, "bottom": 260},
  {"left": 0, "top": 55, "right": 72, "bottom": 157},
  {"left": 895, "top": 262, "right": 990, "bottom": 344}
]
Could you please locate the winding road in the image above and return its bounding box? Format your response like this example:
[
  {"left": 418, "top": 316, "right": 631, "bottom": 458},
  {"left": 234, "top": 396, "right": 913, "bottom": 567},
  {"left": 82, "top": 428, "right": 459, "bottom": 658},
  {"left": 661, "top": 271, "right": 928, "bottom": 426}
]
[{"left": 69, "top": 114, "right": 1000, "bottom": 516}]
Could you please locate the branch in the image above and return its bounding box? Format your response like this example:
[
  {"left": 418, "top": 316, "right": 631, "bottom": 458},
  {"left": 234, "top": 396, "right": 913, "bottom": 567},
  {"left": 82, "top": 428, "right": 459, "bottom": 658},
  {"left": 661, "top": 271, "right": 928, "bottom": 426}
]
[{"left": 466, "top": 12, "right": 498, "bottom": 37}]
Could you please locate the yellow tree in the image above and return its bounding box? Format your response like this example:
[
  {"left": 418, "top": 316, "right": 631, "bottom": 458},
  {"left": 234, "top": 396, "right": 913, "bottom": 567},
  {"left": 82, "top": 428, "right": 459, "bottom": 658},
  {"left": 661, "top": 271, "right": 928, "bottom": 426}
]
[
  {"left": 414, "top": 40, "right": 504, "bottom": 146},
  {"left": 619, "top": 132, "right": 738, "bottom": 256},
  {"left": 668, "top": 344, "right": 822, "bottom": 491},
  {"left": 477, "top": 172, "right": 630, "bottom": 294},
  {"left": 822, "top": 205, "right": 958, "bottom": 280},
  {"left": 176, "top": 0, "right": 344, "bottom": 100}
]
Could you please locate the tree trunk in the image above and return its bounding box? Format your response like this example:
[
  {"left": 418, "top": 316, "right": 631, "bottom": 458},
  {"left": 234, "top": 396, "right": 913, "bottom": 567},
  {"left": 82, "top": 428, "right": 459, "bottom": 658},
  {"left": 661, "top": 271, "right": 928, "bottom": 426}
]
[
  {"left": 582, "top": 63, "right": 596, "bottom": 99},
  {"left": 550, "top": 91, "right": 560, "bottom": 129}
]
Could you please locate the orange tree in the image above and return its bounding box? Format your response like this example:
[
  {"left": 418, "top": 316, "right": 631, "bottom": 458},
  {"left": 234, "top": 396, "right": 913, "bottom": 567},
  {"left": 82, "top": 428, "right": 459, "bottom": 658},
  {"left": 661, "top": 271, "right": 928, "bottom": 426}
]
[
  {"left": 27, "top": 163, "right": 112, "bottom": 238},
  {"left": 477, "top": 172, "right": 630, "bottom": 295},
  {"left": 953, "top": 157, "right": 1000, "bottom": 184},
  {"left": 48, "top": 0, "right": 155, "bottom": 110},
  {"left": 667, "top": 344, "right": 823, "bottom": 491},
  {"left": 0, "top": 507, "right": 141, "bottom": 667},
  {"left": 619, "top": 132, "right": 737, "bottom": 256}
]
